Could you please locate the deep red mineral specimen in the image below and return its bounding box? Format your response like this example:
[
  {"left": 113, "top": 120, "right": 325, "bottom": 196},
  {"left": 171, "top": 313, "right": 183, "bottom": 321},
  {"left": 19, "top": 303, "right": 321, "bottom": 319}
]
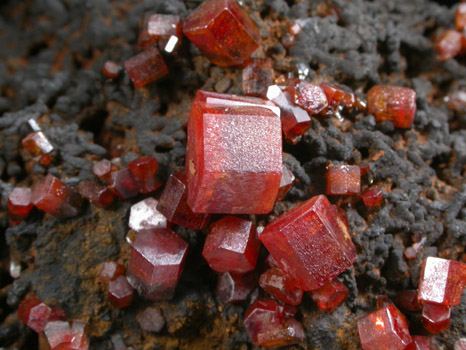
[
  {"left": 260, "top": 195, "right": 357, "bottom": 291},
  {"left": 362, "top": 187, "right": 384, "bottom": 208},
  {"left": 44, "top": 320, "right": 89, "bottom": 350},
  {"left": 447, "top": 90, "right": 466, "bottom": 113},
  {"left": 31, "top": 174, "right": 82, "bottom": 218},
  {"left": 127, "top": 228, "right": 188, "bottom": 300},
  {"left": 244, "top": 299, "right": 305, "bottom": 348},
  {"left": 276, "top": 165, "right": 295, "bottom": 201},
  {"left": 7, "top": 187, "right": 33, "bottom": 225},
  {"left": 186, "top": 91, "right": 282, "bottom": 214},
  {"left": 202, "top": 216, "right": 259, "bottom": 274},
  {"left": 129, "top": 198, "right": 168, "bottom": 232},
  {"left": 183, "top": 0, "right": 260, "bottom": 66},
  {"left": 108, "top": 169, "right": 139, "bottom": 199},
  {"left": 138, "top": 14, "right": 182, "bottom": 51},
  {"left": 421, "top": 302, "right": 451, "bottom": 334},
  {"left": 320, "top": 83, "right": 357, "bottom": 113},
  {"left": 455, "top": 338, "right": 466, "bottom": 350},
  {"left": 309, "top": 278, "right": 349, "bottom": 311},
  {"left": 407, "top": 336, "right": 435, "bottom": 350},
  {"left": 242, "top": 58, "right": 273, "bottom": 97},
  {"left": 326, "top": 164, "right": 361, "bottom": 196},
  {"left": 395, "top": 290, "right": 421, "bottom": 312},
  {"left": 128, "top": 156, "right": 160, "bottom": 194},
  {"left": 124, "top": 47, "right": 168, "bottom": 88},
  {"left": 357, "top": 304, "right": 412, "bottom": 350},
  {"left": 217, "top": 272, "right": 256, "bottom": 304},
  {"left": 281, "top": 33, "right": 296, "bottom": 48},
  {"left": 22, "top": 131, "right": 54, "bottom": 166},
  {"left": 98, "top": 261, "right": 125, "bottom": 283},
  {"left": 136, "top": 307, "right": 166, "bottom": 333},
  {"left": 93, "top": 159, "right": 114, "bottom": 182},
  {"left": 18, "top": 298, "right": 66, "bottom": 333},
  {"left": 456, "top": 4, "right": 466, "bottom": 30},
  {"left": 435, "top": 30, "right": 463, "bottom": 62},
  {"left": 284, "top": 79, "right": 328, "bottom": 115},
  {"left": 77, "top": 181, "right": 114, "bottom": 208},
  {"left": 417, "top": 257, "right": 466, "bottom": 306},
  {"left": 259, "top": 267, "right": 303, "bottom": 306},
  {"left": 157, "top": 172, "right": 210, "bottom": 230},
  {"left": 288, "top": 22, "right": 302, "bottom": 36},
  {"left": 108, "top": 276, "right": 134, "bottom": 309},
  {"left": 367, "top": 85, "right": 417, "bottom": 128},
  {"left": 102, "top": 61, "right": 122, "bottom": 79}
]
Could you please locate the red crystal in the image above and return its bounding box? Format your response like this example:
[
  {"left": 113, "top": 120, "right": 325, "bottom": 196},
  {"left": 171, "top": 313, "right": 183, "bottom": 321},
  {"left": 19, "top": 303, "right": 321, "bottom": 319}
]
[
  {"left": 242, "top": 58, "right": 273, "bottom": 97},
  {"left": 124, "top": 47, "right": 168, "bottom": 88},
  {"left": 44, "top": 321, "right": 89, "bottom": 350},
  {"left": 183, "top": 0, "right": 260, "bottom": 66},
  {"left": 102, "top": 61, "right": 122, "bottom": 79},
  {"left": 127, "top": 228, "right": 188, "bottom": 300},
  {"left": 320, "top": 83, "right": 356, "bottom": 112},
  {"left": 18, "top": 298, "right": 66, "bottom": 333},
  {"left": 417, "top": 257, "right": 466, "bottom": 306},
  {"left": 259, "top": 267, "right": 303, "bottom": 306},
  {"left": 455, "top": 339, "right": 466, "bottom": 350},
  {"left": 435, "top": 30, "right": 463, "bottom": 62},
  {"left": 31, "top": 175, "right": 82, "bottom": 218},
  {"left": 395, "top": 290, "right": 421, "bottom": 312},
  {"left": 128, "top": 156, "right": 160, "bottom": 194},
  {"left": 359, "top": 163, "right": 371, "bottom": 176},
  {"left": 202, "top": 216, "right": 259, "bottom": 274},
  {"left": 137, "top": 307, "right": 165, "bottom": 333},
  {"left": 108, "top": 169, "right": 139, "bottom": 199},
  {"left": 108, "top": 276, "right": 134, "bottom": 309},
  {"left": 309, "top": 279, "right": 349, "bottom": 311},
  {"left": 260, "top": 195, "right": 357, "bottom": 291},
  {"left": 281, "top": 33, "right": 296, "bottom": 48},
  {"left": 129, "top": 198, "right": 168, "bottom": 232},
  {"left": 326, "top": 164, "right": 361, "bottom": 196},
  {"left": 376, "top": 295, "right": 391, "bottom": 309},
  {"left": 266, "top": 85, "right": 311, "bottom": 144},
  {"left": 138, "top": 14, "right": 182, "bottom": 50},
  {"left": 288, "top": 22, "right": 302, "bottom": 36},
  {"left": 217, "top": 272, "right": 256, "bottom": 304},
  {"left": 407, "top": 336, "right": 435, "bottom": 350},
  {"left": 22, "top": 131, "right": 54, "bottom": 166},
  {"left": 456, "top": 4, "right": 466, "bottom": 31},
  {"left": 447, "top": 90, "right": 466, "bottom": 113},
  {"left": 285, "top": 80, "right": 328, "bottom": 115},
  {"left": 157, "top": 172, "right": 210, "bottom": 230},
  {"left": 98, "top": 261, "right": 125, "bottom": 283},
  {"left": 186, "top": 91, "right": 282, "bottom": 214},
  {"left": 362, "top": 187, "right": 384, "bottom": 208},
  {"left": 421, "top": 302, "right": 451, "bottom": 334},
  {"left": 7, "top": 187, "right": 33, "bottom": 225},
  {"left": 367, "top": 85, "right": 417, "bottom": 128},
  {"left": 93, "top": 159, "right": 114, "bottom": 182},
  {"left": 276, "top": 165, "right": 295, "bottom": 201},
  {"left": 357, "top": 304, "right": 412, "bottom": 350},
  {"left": 77, "top": 180, "right": 114, "bottom": 208},
  {"left": 244, "top": 299, "right": 305, "bottom": 348}
]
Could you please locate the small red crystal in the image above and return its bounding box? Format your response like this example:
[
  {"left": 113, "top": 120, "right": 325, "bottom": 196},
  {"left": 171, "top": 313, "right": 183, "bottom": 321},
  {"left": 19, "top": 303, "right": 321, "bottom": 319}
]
[
  {"left": 44, "top": 320, "right": 89, "bottom": 350},
  {"left": 326, "top": 164, "right": 361, "bottom": 196},
  {"left": 276, "top": 165, "right": 295, "bottom": 201},
  {"left": 7, "top": 187, "right": 33, "bottom": 225},
  {"left": 202, "top": 216, "right": 259, "bottom": 274},
  {"left": 362, "top": 187, "right": 384, "bottom": 208},
  {"left": 128, "top": 156, "right": 160, "bottom": 194},
  {"left": 421, "top": 302, "right": 451, "bottom": 334},
  {"left": 320, "top": 83, "right": 356, "bottom": 113},
  {"left": 359, "top": 163, "right": 371, "bottom": 176},
  {"left": 137, "top": 307, "right": 165, "bottom": 333},
  {"left": 129, "top": 198, "right": 168, "bottom": 232},
  {"left": 281, "top": 33, "right": 296, "bottom": 48},
  {"left": 395, "top": 290, "right": 421, "bottom": 312},
  {"left": 157, "top": 172, "right": 210, "bottom": 230},
  {"left": 259, "top": 267, "right": 303, "bottom": 306},
  {"left": 93, "top": 159, "right": 114, "bottom": 182},
  {"left": 456, "top": 4, "right": 466, "bottom": 31},
  {"left": 108, "top": 169, "right": 139, "bottom": 199},
  {"left": 406, "top": 336, "right": 435, "bottom": 350},
  {"left": 183, "top": 0, "right": 260, "bottom": 66},
  {"left": 309, "top": 279, "right": 349, "bottom": 311},
  {"left": 455, "top": 338, "right": 466, "bottom": 350},
  {"left": 260, "top": 195, "right": 357, "bottom": 291},
  {"left": 108, "top": 276, "right": 134, "bottom": 309},
  {"left": 22, "top": 131, "right": 54, "bottom": 166},
  {"left": 124, "top": 47, "right": 168, "bottom": 88},
  {"left": 288, "top": 22, "right": 302, "bottom": 36},
  {"left": 18, "top": 298, "right": 66, "bottom": 333},
  {"left": 138, "top": 14, "right": 182, "bottom": 50},
  {"left": 98, "top": 261, "right": 125, "bottom": 283},
  {"left": 102, "top": 61, "right": 122, "bottom": 79},
  {"left": 242, "top": 58, "right": 273, "bottom": 97},
  {"left": 77, "top": 180, "right": 114, "bottom": 208},
  {"left": 435, "top": 30, "right": 463, "bottom": 62},
  {"left": 357, "top": 304, "right": 412, "bottom": 350},
  {"left": 285, "top": 80, "right": 328, "bottom": 115},
  {"left": 447, "top": 90, "right": 466, "bottom": 113},
  {"left": 217, "top": 272, "right": 256, "bottom": 304}
]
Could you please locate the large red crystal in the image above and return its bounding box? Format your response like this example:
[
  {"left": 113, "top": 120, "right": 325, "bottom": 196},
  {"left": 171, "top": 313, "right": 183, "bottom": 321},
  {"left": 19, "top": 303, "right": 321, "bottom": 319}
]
[
  {"left": 183, "top": 0, "right": 260, "bottom": 66},
  {"left": 202, "top": 216, "right": 259, "bottom": 274},
  {"left": 421, "top": 302, "right": 451, "bottom": 334},
  {"left": 186, "top": 91, "right": 282, "bottom": 214},
  {"left": 242, "top": 58, "right": 273, "bottom": 97},
  {"left": 129, "top": 198, "right": 168, "bottom": 232},
  {"left": 260, "top": 195, "right": 356, "bottom": 291},
  {"left": 357, "top": 304, "right": 412, "bottom": 350},
  {"left": 44, "top": 321, "right": 89, "bottom": 350},
  {"left": 77, "top": 181, "right": 114, "bottom": 208},
  {"left": 417, "top": 257, "right": 466, "bottom": 306},
  {"left": 217, "top": 272, "right": 256, "bottom": 304},
  {"left": 259, "top": 267, "right": 303, "bottom": 306},
  {"left": 31, "top": 175, "right": 82, "bottom": 218},
  {"left": 108, "top": 276, "right": 134, "bottom": 309},
  {"left": 157, "top": 172, "right": 210, "bottom": 230},
  {"left": 108, "top": 169, "right": 139, "bottom": 199},
  {"left": 367, "top": 85, "right": 417, "bottom": 128},
  {"left": 308, "top": 278, "right": 349, "bottom": 311},
  {"left": 7, "top": 187, "right": 33, "bottom": 225},
  {"left": 326, "top": 164, "right": 361, "bottom": 196},
  {"left": 127, "top": 228, "right": 188, "bottom": 300},
  {"left": 124, "top": 47, "right": 168, "bottom": 88},
  {"left": 128, "top": 156, "right": 160, "bottom": 194},
  {"left": 22, "top": 131, "right": 54, "bottom": 166},
  {"left": 244, "top": 299, "right": 305, "bottom": 348},
  {"left": 98, "top": 261, "right": 125, "bottom": 283},
  {"left": 435, "top": 30, "right": 463, "bottom": 62}
]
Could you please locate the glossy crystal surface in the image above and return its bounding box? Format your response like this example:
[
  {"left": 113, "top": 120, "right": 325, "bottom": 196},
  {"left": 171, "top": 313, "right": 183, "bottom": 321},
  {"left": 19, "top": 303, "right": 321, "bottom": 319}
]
[
  {"left": 242, "top": 58, "right": 273, "bottom": 97},
  {"left": 124, "top": 47, "right": 168, "bottom": 88},
  {"left": 286, "top": 79, "right": 328, "bottom": 115},
  {"left": 7, "top": 187, "right": 33, "bottom": 225},
  {"left": 276, "top": 165, "right": 295, "bottom": 201},
  {"left": 395, "top": 290, "right": 421, "bottom": 312},
  {"left": 98, "top": 261, "right": 125, "bottom": 283},
  {"left": 102, "top": 61, "right": 122, "bottom": 78},
  {"left": 421, "top": 302, "right": 451, "bottom": 334},
  {"left": 108, "top": 276, "right": 134, "bottom": 309},
  {"left": 362, "top": 187, "right": 384, "bottom": 208},
  {"left": 259, "top": 267, "right": 303, "bottom": 306},
  {"left": 44, "top": 321, "right": 89, "bottom": 350},
  {"left": 128, "top": 156, "right": 160, "bottom": 194},
  {"left": 435, "top": 30, "right": 463, "bottom": 62},
  {"left": 309, "top": 278, "right": 349, "bottom": 311},
  {"left": 108, "top": 169, "right": 139, "bottom": 199},
  {"left": 326, "top": 164, "right": 361, "bottom": 196},
  {"left": 138, "top": 14, "right": 182, "bottom": 50},
  {"left": 22, "top": 131, "right": 54, "bottom": 166},
  {"left": 129, "top": 198, "right": 168, "bottom": 232},
  {"left": 217, "top": 272, "right": 256, "bottom": 304},
  {"left": 93, "top": 159, "right": 114, "bottom": 182},
  {"left": 77, "top": 180, "right": 114, "bottom": 208},
  {"left": 456, "top": 4, "right": 466, "bottom": 31}
]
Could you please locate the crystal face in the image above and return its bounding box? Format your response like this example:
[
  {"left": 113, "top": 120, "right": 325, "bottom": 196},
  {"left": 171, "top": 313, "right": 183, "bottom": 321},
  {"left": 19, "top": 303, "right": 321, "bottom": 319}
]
[
  {"left": 93, "top": 159, "right": 114, "bottom": 182},
  {"left": 138, "top": 14, "right": 182, "bottom": 50},
  {"left": 435, "top": 30, "right": 463, "bottom": 62},
  {"left": 417, "top": 257, "right": 466, "bottom": 306},
  {"left": 395, "top": 290, "right": 421, "bottom": 312},
  {"left": 157, "top": 172, "right": 210, "bottom": 230},
  {"left": 102, "top": 61, "right": 122, "bottom": 79},
  {"left": 77, "top": 180, "right": 114, "bottom": 208},
  {"left": 124, "top": 47, "right": 168, "bottom": 88},
  {"left": 108, "top": 276, "right": 134, "bottom": 309},
  {"left": 7, "top": 187, "right": 33, "bottom": 225},
  {"left": 183, "top": 0, "right": 260, "bottom": 66},
  {"left": 455, "top": 339, "right": 466, "bottom": 350},
  {"left": 108, "top": 169, "right": 139, "bottom": 199},
  {"left": 259, "top": 267, "right": 303, "bottom": 306},
  {"left": 309, "top": 278, "right": 349, "bottom": 311},
  {"left": 276, "top": 165, "right": 295, "bottom": 201},
  {"left": 408, "top": 336, "right": 435, "bottom": 350},
  {"left": 186, "top": 91, "right": 282, "bottom": 214},
  {"left": 421, "top": 302, "right": 451, "bottom": 334},
  {"left": 326, "top": 164, "right": 361, "bottom": 196},
  {"left": 357, "top": 304, "right": 412, "bottom": 350},
  {"left": 127, "top": 228, "right": 188, "bottom": 300},
  {"left": 129, "top": 198, "right": 168, "bottom": 232},
  {"left": 98, "top": 261, "right": 125, "bottom": 283},
  {"left": 260, "top": 195, "right": 357, "bottom": 291},
  {"left": 216, "top": 272, "right": 256, "bottom": 304},
  {"left": 456, "top": 4, "right": 466, "bottom": 31},
  {"left": 18, "top": 298, "right": 66, "bottom": 333},
  {"left": 285, "top": 79, "right": 328, "bottom": 115},
  {"left": 128, "top": 156, "right": 160, "bottom": 194},
  {"left": 367, "top": 85, "right": 417, "bottom": 129},
  {"left": 320, "top": 83, "right": 357, "bottom": 114},
  {"left": 22, "top": 131, "right": 54, "bottom": 166},
  {"left": 44, "top": 320, "right": 89, "bottom": 350},
  {"left": 362, "top": 187, "right": 384, "bottom": 208},
  {"left": 137, "top": 307, "right": 166, "bottom": 333},
  {"left": 242, "top": 58, "right": 273, "bottom": 97},
  {"left": 202, "top": 216, "right": 259, "bottom": 274}
]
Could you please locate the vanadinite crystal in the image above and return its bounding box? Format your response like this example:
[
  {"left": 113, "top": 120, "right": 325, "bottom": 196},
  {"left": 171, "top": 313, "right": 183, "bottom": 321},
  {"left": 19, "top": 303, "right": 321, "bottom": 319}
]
[
  {"left": 242, "top": 58, "right": 273, "bottom": 97},
  {"left": 320, "top": 83, "right": 357, "bottom": 113},
  {"left": 157, "top": 172, "right": 210, "bottom": 230},
  {"left": 421, "top": 302, "right": 451, "bottom": 334},
  {"left": 22, "top": 131, "right": 54, "bottom": 166},
  {"left": 108, "top": 276, "right": 134, "bottom": 309},
  {"left": 308, "top": 278, "right": 349, "bottom": 311},
  {"left": 93, "top": 159, "right": 114, "bottom": 182},
  {"left": 44, "top": 321, "right": 89, "bottom": 350},
  {"left": 417, "top": 257, "right": 466, "bottom": 306},
  {"left": 202, "top": 216, "right": 259, "bottom": 273},
  {"left": 7, "top": 187, "right": 33, "bottom": 225},
  {"left": 31, "top": 175, "right": 82, "bottom": 218},
  {"left": 407, "top": 336, "right": 435, "bottom": 350},
  {"left": 77, "top": 180, "right": 114, "bottom": 208},
  {"left": 128, "top": 156, "right": 160, "bottom": 194},
  {"left": 244, "top": 299, "right": 305, "bottom": 348},
  {"left": 284, "top": 79, "right": 328, "bottom": 115},
  {"left": 18, "top": 298, "right": 66, "bottom": 333},
  {"left": 447, "top": 90, "right": 466, "bottom": 113},
  {"left": 435, "top": 30, "right": 463, "bottom": 62},
  {"left": 127, "top": 228, "right": 188, "bottom": 300},
  {"left": 124, "top": 47, "right": 168, "bottom": 88},
  {"left": 367, "top": 85, "right": 417, "bottom": 128},
  {"left": 183, "top": 0, "right": 260, "bottom": 66},
  {"left": 395, "top": 290, "right": 421, "bottom": 312},
  {"left": 455, "top": 338, "right": 466, "bottom": 350},
  {"left": 102, "top": 61, "right": 122, "bottom": 79},
  {"left": 217, "top": 272, "right": 256, "bottom": 304},
  {"left": 362, "top": 187, "right": 384, "bottom": 208},
  {"left": 357, "top": 304, "right": 412, "bottom": 350},
  {"left": 137, "top": 307, "right": 165, "bottom": 333},
  {"left": 259, "top": 267, "right": 303, "bottom": 306},
  {"left": 129, "top": 198, "right": 168, "bottom": 232},
  {"left": 260, "top": 195, "right": 357, "bottom": 291},
  {"left": 276, "top": 165, "right": 295, "bottom": 201},
  {"left": 186, "top": 91, "right": 282, "bottom": 214},
  {"left": 98, "top": 261, "right": 125, "bottom": 283},
  {"left": 108, "top": 169, "right": 139, "bottom": 199},
  {"left": 456, "top": 3, "right": 466, "bottom": 31},
  {"left": 326, "top": 164, "right": 361, "bottom": 196},
  {"left": 138, "top": 14, "right": 182, "bottom": 50},
  {"left": 288, "top": 22, "right": 302, "bottom": 36}
]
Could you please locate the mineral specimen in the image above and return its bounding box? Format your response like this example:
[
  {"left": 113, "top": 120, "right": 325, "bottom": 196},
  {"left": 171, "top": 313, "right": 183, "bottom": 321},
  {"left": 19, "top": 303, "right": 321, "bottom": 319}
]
[
  {"left": 129, "top": 198, "right": 168, "bottom": 232},
  {"left": 326, "top": 164, "right": 361, "bottom": 196},
  {"left": 259, "top": 267, "right": 303, "bottom": 306},
  {"left": 216, "top": 272, "right": 256, "bottom": 304},
  {"left": 7, "top": 187, "right": 33, "bottom": 225},
  {"left": 124, "top": 47, "right": 168, "bottom": 88},
  {"left": 108, "top": 276, "right": 134, "bottom": 309},
  {"left": 308, "top": 278, "right": 349, "bottom": 311}
]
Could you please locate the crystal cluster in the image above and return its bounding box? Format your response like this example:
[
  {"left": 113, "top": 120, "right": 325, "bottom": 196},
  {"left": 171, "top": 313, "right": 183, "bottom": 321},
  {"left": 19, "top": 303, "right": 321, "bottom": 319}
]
[
  {"left": 97, "top": 261, "right": 134, "bottom": 309},
  {"left": 138, "top": 14, "right": 182, "bottom": 53},
  {"left": 22, "top": 126, "right": 55, "bottom": 166}
]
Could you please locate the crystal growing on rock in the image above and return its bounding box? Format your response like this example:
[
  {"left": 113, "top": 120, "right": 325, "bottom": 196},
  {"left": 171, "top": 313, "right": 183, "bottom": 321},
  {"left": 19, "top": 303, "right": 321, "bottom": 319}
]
[
  {"left": 108, "top": 276, "right": 134, "bottom": 309},
  {"left": 93, "top": 159, "right": 114, "bottom": 182},
  {"left": 259, "top": 267, "right": 303, "bottom": 306},
  {"left": 281, "top": 33, "right": 296, "bottom": 48},
  {"left": 455, "top": 338, "right": 466, "bottom": 350},
  {"left": 242, "top": 58, "right": 273, "bottom": 97},
  {"left": 157, "top": 172, "right": 210, "bottom": 230},
  {"left": 129, "top": 198, "right": 168, "bottom": 232},
  {"left": 128, "top": 156, "right": 160, "bottom": 194},
  {"left": 138, "top": 14, "right": 182, "bottom": 50},
  {"left": 102, "top": 61, "right": 122, "bottom": 79},
  {"left": 108, "top": 169, "right": 139, "bottom": 199},
  {"left": 44, "top": 320, "right": 89, "bottom": 350},
  {"left": 124, "top": 47, "right": 168, "bottom": 88},
  {"left": 288, "top": 22, "right": 302, "bottom": 36},
  {"left": 309, "top": 278, "right": 349, "bottom": 311},
  {"left": 137, "top": 307, "right": 165, "bottom": 333},
  {"left": 421, "top": 302, "right": 451, "bottom": 334},
  {"left": 22, "top": 131, "right": 54, "bottom": 166},
  {"left": 183, "top": 0, "right": 260, "bottom": 66},
  {"left": 98, "top": 262, "right": 125, "bottom": 283},
  {"left": 7, "top": 187, "right": 33, "bottom": 225},
  {"left": 217, "top": 272, "right": 256, "bottom": 304},
  {"left": 260, "top": 195, "right": 357, "bottom": 291},
  {"left": 18, "top": 298, "right": 66, "bottom": 333},
  {"left": 456, "top": 4, "right": 466, "bottom": 31},
  {"left": 407, "top": 336, "right": 436, "bottom": 350},
  {"left": 202, "top": 216, "right": 259, "bottom": 274},
  {"left": 362, "top": 187, "right": 384, "bottom": 208},
  {"left": 77, "top": 180, "right": 114, "bottom": 208},
  {"left": 276, "top": 165, "right": 295, "bottom": 201},
  {"left": 285, "top": 79, "right": 328, "bottom": 115},
  {"left": 435, "top": 30, "right": 463, "bottom": 62},
  {"left": 326, "top": 164, "right": 361, "bottom": 196},
  {"left": 395, "top": 290, "right": 421, "bottom": 312},
  {"left": 320, "top": 83, "right": 356, "bottom": 113}
]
